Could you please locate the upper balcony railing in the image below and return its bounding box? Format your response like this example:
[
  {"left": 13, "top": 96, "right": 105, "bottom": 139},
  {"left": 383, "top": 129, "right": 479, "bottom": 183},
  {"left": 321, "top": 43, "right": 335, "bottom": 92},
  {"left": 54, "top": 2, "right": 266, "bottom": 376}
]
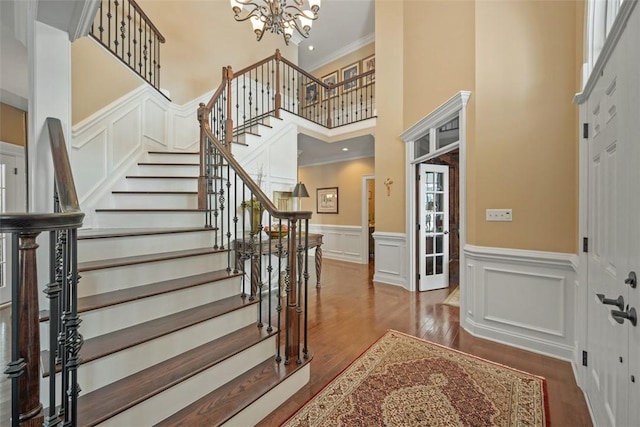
[{"left": 90, "top": 0, "right": 167, "bottom": 97}]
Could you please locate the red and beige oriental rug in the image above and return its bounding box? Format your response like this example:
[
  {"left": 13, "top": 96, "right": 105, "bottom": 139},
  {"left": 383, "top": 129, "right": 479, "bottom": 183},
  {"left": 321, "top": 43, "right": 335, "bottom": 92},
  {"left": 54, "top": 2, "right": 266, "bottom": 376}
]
[{"left": 282, "top": 330, "right": 549, "bottom": 427}]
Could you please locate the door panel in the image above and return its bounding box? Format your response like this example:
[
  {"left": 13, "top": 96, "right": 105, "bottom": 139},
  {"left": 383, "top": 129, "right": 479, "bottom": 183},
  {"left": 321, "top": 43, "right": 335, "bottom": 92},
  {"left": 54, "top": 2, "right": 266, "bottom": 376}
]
[{"left": 418, "top": 164, "right": 449, "bottom": 291}]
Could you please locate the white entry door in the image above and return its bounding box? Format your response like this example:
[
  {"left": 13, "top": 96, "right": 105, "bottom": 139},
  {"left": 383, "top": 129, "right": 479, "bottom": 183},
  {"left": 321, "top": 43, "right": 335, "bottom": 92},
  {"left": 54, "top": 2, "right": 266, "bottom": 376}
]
[
  {"left": 584, "top": 6, "right": 639, "bottom": 426},
  {"left": 418, "top": 163, "right": 449, "bottom": 291}
]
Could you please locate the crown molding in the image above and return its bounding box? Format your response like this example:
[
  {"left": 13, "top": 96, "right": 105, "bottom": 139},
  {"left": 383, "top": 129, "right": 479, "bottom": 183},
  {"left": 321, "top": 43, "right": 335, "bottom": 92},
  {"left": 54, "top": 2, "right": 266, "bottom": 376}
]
[{"left": 306, "top": 32, "right": 375, "bottom": 73}]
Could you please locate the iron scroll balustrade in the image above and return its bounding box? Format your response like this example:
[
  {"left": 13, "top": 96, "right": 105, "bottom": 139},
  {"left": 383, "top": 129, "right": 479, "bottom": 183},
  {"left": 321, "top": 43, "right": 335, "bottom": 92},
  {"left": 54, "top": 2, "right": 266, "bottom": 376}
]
[
  {"left": 198, "top": 101, "right": 313, "bottom": 365},
  {"left": 2, "top": 118, "right": 84, "bottom": 427},
  {"left": 90, "top": 0, "right": 167, "bottom": 98}
]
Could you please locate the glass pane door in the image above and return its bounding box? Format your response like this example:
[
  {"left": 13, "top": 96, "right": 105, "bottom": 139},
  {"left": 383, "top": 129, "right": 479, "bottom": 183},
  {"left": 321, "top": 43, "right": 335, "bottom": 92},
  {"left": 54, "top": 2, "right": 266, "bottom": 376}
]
[{"left": 418, "top": 163, "right": 449, "bottom": 291}]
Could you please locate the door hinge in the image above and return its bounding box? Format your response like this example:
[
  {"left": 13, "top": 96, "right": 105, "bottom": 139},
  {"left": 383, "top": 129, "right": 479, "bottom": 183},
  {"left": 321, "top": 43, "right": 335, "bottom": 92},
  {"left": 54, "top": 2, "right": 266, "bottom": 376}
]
[
  {"left": 582, "top": 350, "right": 588, "bottom": 367},
  {"left": 14, "top": 167, "right": 18, "bottom": 175},
  {"left": 583, "top": 237, "right": 589, "bottom": 253},
  {"left": 417, "top": 223, "right": 421, "bottom": 231},
  {"left": 417, "top": 174, "right": 421, "bottom": 181},
  {"left": 583, "top": 123, "right": 588, "bottom": 139}
]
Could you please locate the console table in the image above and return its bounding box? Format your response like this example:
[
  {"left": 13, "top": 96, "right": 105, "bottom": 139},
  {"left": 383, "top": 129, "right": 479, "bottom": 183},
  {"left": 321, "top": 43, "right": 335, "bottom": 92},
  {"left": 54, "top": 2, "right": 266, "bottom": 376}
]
[{"left": 232, "top": 233, "right": 323, "bottom": 297}]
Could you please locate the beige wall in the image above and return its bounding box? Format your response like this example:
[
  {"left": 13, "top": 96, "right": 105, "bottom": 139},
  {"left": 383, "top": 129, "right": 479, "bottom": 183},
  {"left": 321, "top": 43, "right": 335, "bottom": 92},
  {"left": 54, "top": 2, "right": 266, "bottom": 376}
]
[
  {"left": 0, "top": 102, "right": 27, "bottom": 146},
  {"left": 373, "top": 0, "right": 582, "bottom": 253},
  {"left": 299, "top": 157, "right": 374, "bottom": 226},
  {"left": 374, "top": 0, "right": 404, "bottom": 233},
  {"left": 474, "top": 0, "right": 580, "bottom": 253},
  {"left": 72, "top": 1, "right": 298, "bottom": 124}
]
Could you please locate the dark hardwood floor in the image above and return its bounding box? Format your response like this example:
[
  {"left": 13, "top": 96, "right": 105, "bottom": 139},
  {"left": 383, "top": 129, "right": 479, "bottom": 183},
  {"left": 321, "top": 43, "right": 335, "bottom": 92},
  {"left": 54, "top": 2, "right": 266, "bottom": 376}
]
[
  {"left": 258, "top": 259, "right": 592, "bottom": 427},
  {"left": 0, "top": 258, "right": 592, "bottom": 426}
]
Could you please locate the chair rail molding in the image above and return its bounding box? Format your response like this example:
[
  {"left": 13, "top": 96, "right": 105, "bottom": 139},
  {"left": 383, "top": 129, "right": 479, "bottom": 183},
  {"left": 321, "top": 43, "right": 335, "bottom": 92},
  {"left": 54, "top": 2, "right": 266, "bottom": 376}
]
[
  {"left": 463, "top": 244, "right": 578, "bottom": 361},
  {"left": 372, "top": 231, "right": 407, "bottom": 289}
]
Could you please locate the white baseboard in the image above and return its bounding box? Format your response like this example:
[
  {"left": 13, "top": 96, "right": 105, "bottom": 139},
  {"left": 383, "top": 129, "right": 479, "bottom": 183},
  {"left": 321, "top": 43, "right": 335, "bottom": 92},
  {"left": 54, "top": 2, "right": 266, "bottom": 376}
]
[{"left": 463, "top": 244, "right": 578, "bottom": 361}]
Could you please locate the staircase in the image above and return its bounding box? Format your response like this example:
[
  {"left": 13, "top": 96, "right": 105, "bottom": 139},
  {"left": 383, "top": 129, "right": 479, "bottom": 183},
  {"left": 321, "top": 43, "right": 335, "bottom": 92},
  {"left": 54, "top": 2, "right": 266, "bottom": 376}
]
[{"left": 35, "top": 147, "right": 311, "bottom": 425}]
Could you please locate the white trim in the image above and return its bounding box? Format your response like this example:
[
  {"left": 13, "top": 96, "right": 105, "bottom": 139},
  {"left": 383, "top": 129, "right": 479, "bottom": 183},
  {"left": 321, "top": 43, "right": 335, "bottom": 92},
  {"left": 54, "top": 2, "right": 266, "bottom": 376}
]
[
  {"left": 464, "top": 244, "right": 577, "bottom": 271},
  {"left": 308, "top": 224, "right": 366, "bottom": 264},
  {"left": 0, "top": 141, "right": 26, "bottom": 157},
  {"left": 372, "top": 231, "right": 407, "bottom": 288},
  {"left": 400, "top": 91, "right": 471, "bottom": 142},
  {"left": 575, "top": 0, "right": 637, "bottom": 104},
  {"left": 306, "top": 33, "right": 375, "bottom": 73},
  {"left": 301, "top": 154, "right": 373, "bottom": 168},
  {"left": 403, "top": 91, "right": 471, "bottom": 295},
  {"left": 464, "top": 244, "right": 578, "bottom": 361},
  {"left": 68, "top": 0, "right": 101, "bottom": 41}
]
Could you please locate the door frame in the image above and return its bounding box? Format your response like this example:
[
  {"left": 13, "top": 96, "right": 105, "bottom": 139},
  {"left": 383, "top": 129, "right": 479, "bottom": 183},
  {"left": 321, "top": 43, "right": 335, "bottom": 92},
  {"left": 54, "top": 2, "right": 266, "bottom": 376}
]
[
  {"left": 362, "top": 174, "right": 374, "bottom": 263},
  {"left": 402, "top": 91, "right": 470, "bottom": 300}
]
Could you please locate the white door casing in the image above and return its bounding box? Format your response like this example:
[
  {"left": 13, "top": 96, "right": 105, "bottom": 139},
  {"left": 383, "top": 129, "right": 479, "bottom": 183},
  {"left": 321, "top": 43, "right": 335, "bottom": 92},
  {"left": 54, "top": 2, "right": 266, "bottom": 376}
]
[{"left": 418, "top": 163, "right": 449, "bottom": 291}]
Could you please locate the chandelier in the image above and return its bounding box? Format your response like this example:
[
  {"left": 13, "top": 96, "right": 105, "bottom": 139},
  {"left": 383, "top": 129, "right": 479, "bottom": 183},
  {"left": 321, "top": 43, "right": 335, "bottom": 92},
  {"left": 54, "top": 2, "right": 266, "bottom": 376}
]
[{"left": 230, "top": 0, "right": 321, "bottom": 45}]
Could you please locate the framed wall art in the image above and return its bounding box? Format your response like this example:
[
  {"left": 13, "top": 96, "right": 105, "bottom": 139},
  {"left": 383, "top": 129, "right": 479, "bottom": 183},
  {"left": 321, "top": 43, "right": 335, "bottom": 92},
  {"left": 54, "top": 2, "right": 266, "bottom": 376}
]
[{"left": 317, "top": 187, "right": 339, "bottom": 214}]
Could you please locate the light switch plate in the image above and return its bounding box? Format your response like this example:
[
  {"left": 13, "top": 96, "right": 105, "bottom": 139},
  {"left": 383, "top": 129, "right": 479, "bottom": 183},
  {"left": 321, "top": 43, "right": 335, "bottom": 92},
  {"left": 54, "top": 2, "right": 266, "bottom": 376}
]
[{"left": 486, "top": 209, "right": 513, "bottom": 222}]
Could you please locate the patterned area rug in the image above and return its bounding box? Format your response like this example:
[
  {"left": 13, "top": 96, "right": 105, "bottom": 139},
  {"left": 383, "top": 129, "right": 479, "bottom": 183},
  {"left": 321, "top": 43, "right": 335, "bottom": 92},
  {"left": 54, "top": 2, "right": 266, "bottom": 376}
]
[
  {"left": 282, "top": 330, "right": 549, "bottom": 427},
  {"left": 443, "top": 286, "right": 460, "bottom": 307}
]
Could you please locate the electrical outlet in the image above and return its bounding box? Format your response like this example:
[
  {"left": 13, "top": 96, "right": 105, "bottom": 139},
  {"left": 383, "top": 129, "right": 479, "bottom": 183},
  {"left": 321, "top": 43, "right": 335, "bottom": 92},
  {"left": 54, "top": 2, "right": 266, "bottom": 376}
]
[{"left": 486, "top": 209, "right": 513, "bottom": 222}]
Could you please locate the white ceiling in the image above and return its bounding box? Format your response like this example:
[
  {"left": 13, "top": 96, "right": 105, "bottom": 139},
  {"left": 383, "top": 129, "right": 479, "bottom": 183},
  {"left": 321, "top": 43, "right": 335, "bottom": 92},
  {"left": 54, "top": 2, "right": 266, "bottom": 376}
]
[{"left": 296, "top": 0, "right": 375, "bottom": 167}]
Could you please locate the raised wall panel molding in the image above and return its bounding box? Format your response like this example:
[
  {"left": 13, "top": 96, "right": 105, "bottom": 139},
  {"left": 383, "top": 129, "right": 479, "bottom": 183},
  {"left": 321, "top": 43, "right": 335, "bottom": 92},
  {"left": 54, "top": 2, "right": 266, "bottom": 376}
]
[
  {"left": 308, "top": 224, "right": 364, "bottom": 264},
  {"left": 463, "top": 244, "right": 577, "bottom": 361},
  {"left": 372, "top": 232, "right": 407, "bottom": 288}
]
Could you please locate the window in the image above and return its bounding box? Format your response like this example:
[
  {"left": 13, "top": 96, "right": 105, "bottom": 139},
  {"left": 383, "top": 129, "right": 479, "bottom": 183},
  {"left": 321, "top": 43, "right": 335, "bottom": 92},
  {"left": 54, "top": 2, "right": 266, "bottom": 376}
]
[{"left": 410, "top": 114, "right": 460, "bottom": 161}]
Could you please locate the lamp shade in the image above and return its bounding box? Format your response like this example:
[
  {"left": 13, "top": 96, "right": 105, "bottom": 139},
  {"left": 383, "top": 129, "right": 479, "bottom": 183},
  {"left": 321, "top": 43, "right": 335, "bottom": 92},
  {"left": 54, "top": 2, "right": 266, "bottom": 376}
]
[{"left": 292, "top": 182, "right": 309, "bottom": 198}]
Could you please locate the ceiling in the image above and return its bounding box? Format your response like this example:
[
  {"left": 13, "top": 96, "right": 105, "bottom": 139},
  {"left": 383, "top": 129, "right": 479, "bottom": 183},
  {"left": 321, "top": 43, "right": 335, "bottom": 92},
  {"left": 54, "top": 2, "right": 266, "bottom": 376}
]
[{"left": 295, "top": 0, "right": 375, "bottom": 167}]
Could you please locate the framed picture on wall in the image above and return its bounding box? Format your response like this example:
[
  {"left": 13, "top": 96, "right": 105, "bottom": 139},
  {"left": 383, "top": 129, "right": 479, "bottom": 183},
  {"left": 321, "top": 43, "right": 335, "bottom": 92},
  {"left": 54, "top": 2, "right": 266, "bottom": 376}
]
[
  {"left": 362, "top": 54, "right": 375, "bottom": 84},
  {"left": 322, "top": 71, "right": 338, "bottom": 98},
  {"left": 340, "top": 62, "right": 359, "bottom": 92},
  {"left": 317, "top": 187, "right": 339, "bottom": 214},
  {"left": 305, "top": 81, "right": 319, "bottom": 105}
]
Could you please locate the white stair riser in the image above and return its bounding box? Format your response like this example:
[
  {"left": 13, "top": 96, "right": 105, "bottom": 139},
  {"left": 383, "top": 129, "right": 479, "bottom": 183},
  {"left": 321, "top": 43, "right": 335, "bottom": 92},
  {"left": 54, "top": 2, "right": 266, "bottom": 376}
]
[
  {"left": 137, "top": 164, "right": 199, "bottom": 176},
  {"left": 224, "top": 364, "right": 310, "bottom": 427},
  {"left": 146, "top": 153, "right": 200, "bottom": 163},
  {"left": 41, "top": 306, "right": 262, "bottom": 400},
  {"left": 40, "top": 277, "right": 242, "bottom": 342},
  {"left": 111, "top": 193, "right": 198, "bottom": 209},
  {"left": 79, "top": 230, "right": 215, "bottom": 262},
  {"left": 95, "top": 211, "right": 204, "bottom": 228},
  {"left": 125, "top": 178, "right": 198, "bottom": 192},
  {"left": 78, "top": 252, "right": 229, "bottom": 297},
  {"left": 98, "top": 338, "right": 275, "bottom": 427}
]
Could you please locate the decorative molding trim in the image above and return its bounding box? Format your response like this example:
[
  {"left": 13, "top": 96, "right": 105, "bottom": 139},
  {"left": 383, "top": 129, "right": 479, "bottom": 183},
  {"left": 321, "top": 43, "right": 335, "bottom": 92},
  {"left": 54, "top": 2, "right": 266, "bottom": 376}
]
[
  {"left": 372, "top": 232, "right": 407, "bottom": 288},
  {"left": 575, "top": 0, "right": 637, "bottom": 104},
  {"left": 306, "top": 33, "right": 375, "bottom": 73},
  {"left": 0, "top": 141, "right": 26, "bottom": 157},
  {"left": 464, "top": 244, "right": 578, "bottom": 271},
  {"left": 463, "top": 244, "right": 577, "bottom": 361},
  {"left": 301, "top": 154, "right": 374, "bottom": 168},
  {"left": 68, "top": 0, "right": 101, "bottom": 41},
  {"left": 400, "top": 91, "right": 471, "bottom": 142},
  {"left": 308, "top": 224, "right": 366, "bottom": 264}
]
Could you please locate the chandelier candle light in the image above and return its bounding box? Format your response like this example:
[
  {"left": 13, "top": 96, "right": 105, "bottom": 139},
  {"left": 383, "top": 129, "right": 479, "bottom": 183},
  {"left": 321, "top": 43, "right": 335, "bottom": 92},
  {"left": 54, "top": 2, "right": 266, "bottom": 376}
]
[{"left": 230, "top": 0, "right": 321, "bottom": 44}]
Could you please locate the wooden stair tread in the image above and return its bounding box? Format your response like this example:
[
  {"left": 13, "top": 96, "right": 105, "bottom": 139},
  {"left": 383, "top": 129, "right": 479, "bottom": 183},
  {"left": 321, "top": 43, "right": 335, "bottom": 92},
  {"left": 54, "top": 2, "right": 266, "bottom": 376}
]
[
  {"left": 42, "top": 295, "right": 258, "bottom": 376},
  {"left": 125, "top": 175, "right": 197, "bottom": 179},
  {"left": 137, "top": 162, "right": 199, "bottom": 166},
  {"left": 94, "top": 208, "right": 207, "bottom": 213},
  {"left": 111, "top": 190, "right": 198, "bottom": 195},
  {"left": 147, "top": 151, "right": 199, "bottom": 155},
  {"left": 78, "top": 247, "right": 224, "bottom": 272},
  {"left": 78, "top": 227, "right": 213, "bottom": 240},
  {"left": 76, "top": 324, "right": 275, "bottom": 427},
  {"left": 157, "top": 352, "right": 313, "bottom": 427},
  {"left": 40, "top": 269, "right": 242, "bottom": 320}
]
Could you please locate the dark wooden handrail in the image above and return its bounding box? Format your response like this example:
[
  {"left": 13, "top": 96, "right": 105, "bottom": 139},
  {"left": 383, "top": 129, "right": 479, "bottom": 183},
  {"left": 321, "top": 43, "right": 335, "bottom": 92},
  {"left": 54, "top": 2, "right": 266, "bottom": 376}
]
[
  {"left": 233, "top": 53, "right": 278, "bottom": 78},
  {"left": 47, "top": 118, "right": 81, "bottom": 213}
]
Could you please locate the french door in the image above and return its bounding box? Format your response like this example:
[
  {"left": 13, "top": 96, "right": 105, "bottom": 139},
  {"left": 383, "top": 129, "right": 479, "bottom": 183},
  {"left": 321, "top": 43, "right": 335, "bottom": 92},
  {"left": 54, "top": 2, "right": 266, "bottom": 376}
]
[
  {"left": 418, "top": 163, "right": 449, "bottom": 291},
  {"left": 0, "top": 153, "right": 18, "bottom": 305}
]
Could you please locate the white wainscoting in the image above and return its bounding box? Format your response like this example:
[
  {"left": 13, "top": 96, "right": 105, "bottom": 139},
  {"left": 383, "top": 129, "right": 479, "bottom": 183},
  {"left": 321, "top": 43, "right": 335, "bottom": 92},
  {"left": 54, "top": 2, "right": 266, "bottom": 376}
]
[
  {"left": 308, "top": 224, "right": 366, "bottom": 264},
  {"left": 71, "top": 85, "right": 213, "bottom": 226},
  {"left": 372, "top": 232, "right": 407, "bottom": 289},
  {"left": 463, "top": 244, "right": 578, "bottom": 361}
]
